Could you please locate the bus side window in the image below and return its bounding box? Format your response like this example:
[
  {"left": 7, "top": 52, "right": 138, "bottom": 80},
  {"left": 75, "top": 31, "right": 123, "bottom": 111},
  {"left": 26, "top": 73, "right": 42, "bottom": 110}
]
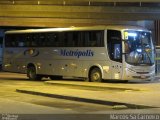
[
  {"left": 46, "top": 33, "right": 58, "bottom": 47},
  {"left": 25, "top": 34, "right": 32, "bottom": 47},
  {"left": 83, "top": 31, "right": 90, "bottom": 47},
  {"left": 90, "top": 32, "right": 97, "bottom": 47},
  {"left": 73, "top": 32, "right": 79, "bottom": 47},
  {"left": 72, "top": 31, "right": 81, "bottom": 47},
  {"left": 64, "top": 32, "right": 80, "bottom": 47},
  {"left": 83, "top": 31, "right": 104, "bottom": 47},
  {"left": 91, "top": 31, "right": 104, "bottom": 47},
  {"left": 11, "top": 35, "right": 17, "bottom": 47},
  {"left": 6, "top": 34, "right": 15, "bottom": 47},
  {"left": 17, "top": 34, "right": 26, "bottom": 47},
  {"left": 5, "top": 35, "right": 11, "bottom": 47},
  {"left": 53, "top": 33, "right": 59, "bottom": 47},
  {"left": 65, "top": 32, "right": 74, "bottom": 47},
  {"left": 38, "top": 33, "right": 45, "bottom": 47}
]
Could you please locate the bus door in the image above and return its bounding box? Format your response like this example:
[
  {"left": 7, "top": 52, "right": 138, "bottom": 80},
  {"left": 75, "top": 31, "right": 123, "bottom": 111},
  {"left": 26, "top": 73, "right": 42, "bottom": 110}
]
[{"left": 107, "top": 30, "right": 123, "bottom": 80}]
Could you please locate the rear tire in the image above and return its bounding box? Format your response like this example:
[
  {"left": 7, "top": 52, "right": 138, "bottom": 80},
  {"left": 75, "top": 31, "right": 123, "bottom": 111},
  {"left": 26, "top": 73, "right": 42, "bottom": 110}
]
[
  {"left": 27, "top": 66, "right": 42, "bottom": 80},
  {"left": 89, "top": 68, "right": 102, "bottom": 82}
]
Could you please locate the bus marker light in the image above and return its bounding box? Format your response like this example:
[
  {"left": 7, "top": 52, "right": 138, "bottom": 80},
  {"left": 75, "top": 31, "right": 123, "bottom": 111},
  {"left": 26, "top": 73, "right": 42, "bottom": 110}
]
[{"left": 103, "top": 66, "right": 109, "bottom": 73}]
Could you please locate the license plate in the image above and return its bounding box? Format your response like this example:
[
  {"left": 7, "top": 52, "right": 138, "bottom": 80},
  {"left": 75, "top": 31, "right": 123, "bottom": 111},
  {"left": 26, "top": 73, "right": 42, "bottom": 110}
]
[{"left": 141, "top": 75, "right": 146, "bottom": 79}]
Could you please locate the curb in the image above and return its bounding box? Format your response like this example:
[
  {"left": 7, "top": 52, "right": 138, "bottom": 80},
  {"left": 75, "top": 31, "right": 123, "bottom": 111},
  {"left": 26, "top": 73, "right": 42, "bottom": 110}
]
[{"left": 16, "top": 89, "right": 156, "bottom": 110}]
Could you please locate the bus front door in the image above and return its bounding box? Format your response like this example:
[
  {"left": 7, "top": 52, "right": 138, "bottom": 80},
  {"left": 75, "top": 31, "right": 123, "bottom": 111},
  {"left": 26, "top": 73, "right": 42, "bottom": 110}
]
[
  {"left": 111, "top": 61, "right": 123, "bottom": 80},
  {"left": 110, "top": 43, "right": 123, "bottom": 80}
]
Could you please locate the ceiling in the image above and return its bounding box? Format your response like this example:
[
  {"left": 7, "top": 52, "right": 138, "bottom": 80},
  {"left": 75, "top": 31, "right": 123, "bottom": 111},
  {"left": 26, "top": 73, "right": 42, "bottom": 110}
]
[{"left": 0, "top": 0, "right": 160, "bottom": 27}]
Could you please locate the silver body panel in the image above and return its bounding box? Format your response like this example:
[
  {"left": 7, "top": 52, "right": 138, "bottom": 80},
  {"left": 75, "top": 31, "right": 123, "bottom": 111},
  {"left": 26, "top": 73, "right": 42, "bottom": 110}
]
[{"left": 3, "top": 25, "right": 155, "bottom": 81}]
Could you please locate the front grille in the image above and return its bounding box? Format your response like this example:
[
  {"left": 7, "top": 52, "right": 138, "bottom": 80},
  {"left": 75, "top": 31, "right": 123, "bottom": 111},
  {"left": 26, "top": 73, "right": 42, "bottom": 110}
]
[
  {"left": 136, "top": 72, "right": 149, "bottom": 74},
  {"left": 133, "top": 76, "right": 150, "bottom": 79}
]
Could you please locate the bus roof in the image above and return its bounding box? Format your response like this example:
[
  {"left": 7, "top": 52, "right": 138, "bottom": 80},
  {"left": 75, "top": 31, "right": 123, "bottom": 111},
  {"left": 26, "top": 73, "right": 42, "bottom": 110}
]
[{"left": 5, "top": 25, "right": 150, "bottom": 34}]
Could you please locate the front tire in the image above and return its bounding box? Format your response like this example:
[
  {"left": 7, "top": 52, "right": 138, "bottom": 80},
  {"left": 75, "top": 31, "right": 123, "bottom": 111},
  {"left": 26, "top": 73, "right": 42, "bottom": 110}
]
[
  {"left": 27, "top": 66, "right": 42, "bottom": 80},
  {"left": 89, "top": 68, "right": 102, "bottom": 82}
]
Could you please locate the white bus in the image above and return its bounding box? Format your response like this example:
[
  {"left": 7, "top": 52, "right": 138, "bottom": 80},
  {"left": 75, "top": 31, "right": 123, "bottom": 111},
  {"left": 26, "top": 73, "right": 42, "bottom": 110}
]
[{"left": 3, "top": 25, "right": 155, "bottom": 82}]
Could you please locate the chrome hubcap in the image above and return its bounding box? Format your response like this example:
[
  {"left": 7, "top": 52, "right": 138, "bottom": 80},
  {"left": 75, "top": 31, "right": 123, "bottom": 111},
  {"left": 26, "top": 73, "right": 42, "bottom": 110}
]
[{"left": 92, "top": 72, "right": 100, "bottom": 81}]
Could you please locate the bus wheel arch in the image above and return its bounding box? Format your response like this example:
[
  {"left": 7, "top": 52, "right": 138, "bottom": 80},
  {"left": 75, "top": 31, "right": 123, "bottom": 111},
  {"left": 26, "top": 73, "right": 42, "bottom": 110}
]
[
  {"left": 88, "top": 66, "right": 103, "bottom": 82},
  {"left": 27, "top": 63, "right": 42, "bottom": 80}
]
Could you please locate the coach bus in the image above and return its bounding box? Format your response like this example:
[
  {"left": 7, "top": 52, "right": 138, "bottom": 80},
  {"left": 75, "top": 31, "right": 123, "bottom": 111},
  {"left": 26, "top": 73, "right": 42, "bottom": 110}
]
[{"left": 2, "top": 25, "right": 155, "bottom": 82}]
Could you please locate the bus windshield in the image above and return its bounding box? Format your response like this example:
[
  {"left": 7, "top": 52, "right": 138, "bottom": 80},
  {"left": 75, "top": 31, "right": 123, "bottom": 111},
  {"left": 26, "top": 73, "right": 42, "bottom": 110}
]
[{"left": 124, "top": 30, "right": 154, "bottom": 66}]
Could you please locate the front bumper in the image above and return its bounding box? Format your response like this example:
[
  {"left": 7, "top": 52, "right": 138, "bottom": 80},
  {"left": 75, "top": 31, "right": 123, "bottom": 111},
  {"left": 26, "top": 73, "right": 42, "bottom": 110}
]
[{"left": 123, "top": 68, "right": 155, "bottom": 81}]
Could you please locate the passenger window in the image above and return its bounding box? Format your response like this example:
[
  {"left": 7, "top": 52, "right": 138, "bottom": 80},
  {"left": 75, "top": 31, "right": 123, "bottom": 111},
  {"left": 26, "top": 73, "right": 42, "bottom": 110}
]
[
  {"left": 83, "top": 31, "right": 104, "bottom": 47},
  {"left": 63, "top": 32, "right": 82, "bottom": 47},
  {"left": 107, "top": 30, "right": 122, "bottom": 62},
  {"left": 64, "top": 32, "right": 75, "bottom": 47},
  {"left": 46, "top": 33, "right": 59, "bottom": 47}
]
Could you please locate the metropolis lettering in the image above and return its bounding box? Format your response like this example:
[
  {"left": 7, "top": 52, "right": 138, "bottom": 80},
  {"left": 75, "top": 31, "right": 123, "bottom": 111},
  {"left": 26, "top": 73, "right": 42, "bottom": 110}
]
[{"left": 60, "top": 49, "right": 94, "bottom": 58}]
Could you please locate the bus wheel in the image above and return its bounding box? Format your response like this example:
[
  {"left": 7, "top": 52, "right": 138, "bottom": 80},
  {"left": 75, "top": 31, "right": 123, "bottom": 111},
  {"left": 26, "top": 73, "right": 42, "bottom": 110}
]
[
  {"left": 89, "top": 68, "right": 102, "bottom": 82},
  {"left": 27, "top": 66, "right": 42, "bottom": 80}
]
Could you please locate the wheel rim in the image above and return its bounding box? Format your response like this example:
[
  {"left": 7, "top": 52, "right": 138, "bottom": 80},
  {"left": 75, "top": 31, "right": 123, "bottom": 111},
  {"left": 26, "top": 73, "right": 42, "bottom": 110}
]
[
  {"left": 92, "top": 72, "right": 100, "bottom": 81},
  {"left": 28, "top": 67, "right": 36, "bottom": 79},
  {"left": 90, "top": 68, "right": 102, "bottom": 82}
]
